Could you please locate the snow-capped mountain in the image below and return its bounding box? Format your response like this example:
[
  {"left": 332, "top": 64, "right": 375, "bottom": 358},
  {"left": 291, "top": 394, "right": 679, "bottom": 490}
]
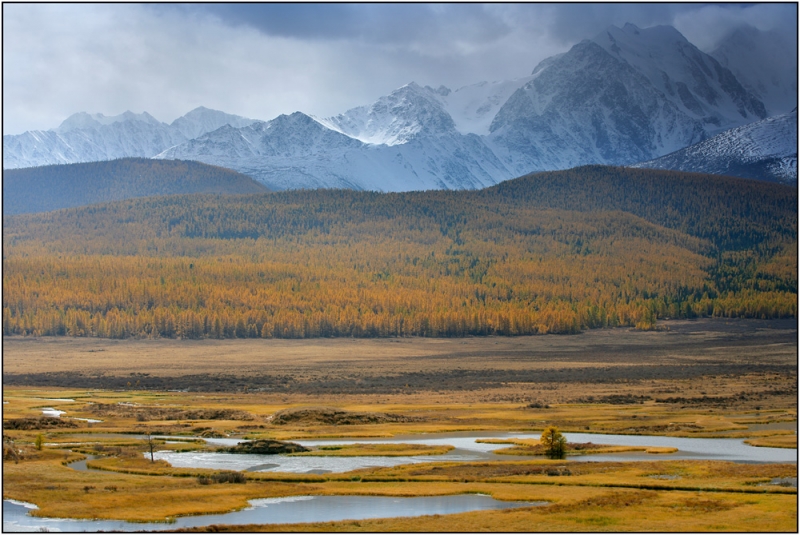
[
  {"left": 3, "top": 111, "right": 182, "bottom": 169},
  {"left": 320, "top": 83, "right": 457, "bottom": 145},
  {"left": 55, "top": 110, "right": 163, "bottom": 132},
  {"left": 3, "top": 107, "right": 255, "bottom": 169},
  {"left": 711, "top": 26, "right": 797, "bottom": 117},
  {"left": 169, "top": 107, "right": 256, "bottom": 141},
  {"left": 5, "top": 22, "right": 792, "bottom": 192},
  {"left": 486, "top": 38, "right": 707, "bottom": 176},
  {"left": 486, "top": 23, "right": 769, "bottom": 177},
  {"left": 633, "top": 108, "right": 797, "bottom": 185},
  {"left": 157, "top": 109, "right": 509, "bottom": 191},
  {"left": 319, "top": 78, "right": 536, "bottom": 141}
]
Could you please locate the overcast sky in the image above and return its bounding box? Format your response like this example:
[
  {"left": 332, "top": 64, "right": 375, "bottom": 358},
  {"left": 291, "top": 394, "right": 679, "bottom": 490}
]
[{"left": 3, "top": 3, "right": 797, "bottom": 134}]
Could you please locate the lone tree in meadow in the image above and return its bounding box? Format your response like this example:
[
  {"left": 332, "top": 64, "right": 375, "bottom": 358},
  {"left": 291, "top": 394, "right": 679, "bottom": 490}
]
[
  {"left": 146, "top": 434, "right": 156, "bottom": 462},
  {"left": 540, "top": 426, "right": 566, "bottom": 458}
]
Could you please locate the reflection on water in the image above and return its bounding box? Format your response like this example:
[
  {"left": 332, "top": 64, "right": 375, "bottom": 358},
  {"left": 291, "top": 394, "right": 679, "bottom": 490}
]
[
  {"left": 3, "top": 494, "right": 542, "bottom": 532},
  {"left": 297, "top": 431, "right": 798, "bottom": 463},
  {"left": 561, "top": 432, "right": 796, "bottom": 463},
  {"left": 153, "top": 430, "right": 796, "bottom": 473},
  {"left": 154, "top": 449, "right": 424, "bottom": 472}
]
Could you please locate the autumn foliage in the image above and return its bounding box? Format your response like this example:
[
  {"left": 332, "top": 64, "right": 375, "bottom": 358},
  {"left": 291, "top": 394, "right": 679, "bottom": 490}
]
[{"left": 3, "top": 166, "right": 796, "bottom": 339}]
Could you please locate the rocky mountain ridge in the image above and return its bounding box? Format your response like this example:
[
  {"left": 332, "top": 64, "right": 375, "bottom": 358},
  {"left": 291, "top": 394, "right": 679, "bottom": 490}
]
[{"left": 634, "top": 108, "right": 797, "bottom": 185}]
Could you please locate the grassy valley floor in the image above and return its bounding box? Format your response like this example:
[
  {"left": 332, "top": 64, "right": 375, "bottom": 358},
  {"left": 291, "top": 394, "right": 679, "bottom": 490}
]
[{"left": 2, "top": 319, "right": 797, "bottom": 531}]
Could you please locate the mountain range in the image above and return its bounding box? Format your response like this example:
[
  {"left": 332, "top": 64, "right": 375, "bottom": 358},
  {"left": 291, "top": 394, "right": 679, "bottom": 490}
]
[
  {"left": 2, "top": 107, "right": 255, "bottom": 170},
  {"left": 4, "top": 23, "right": 796, "bottom": 190}
]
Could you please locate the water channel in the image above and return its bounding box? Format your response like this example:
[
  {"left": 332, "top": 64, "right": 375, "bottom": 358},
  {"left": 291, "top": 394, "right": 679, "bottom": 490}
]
[
  {"left": 3, "top": 494, "right": 543, "bottom": 532},
  {"left": 6, "top": 430, "right": 794, "bottom": 531},
  {"left": 152, "top": 431, "right": 797, "bottom": 473}
]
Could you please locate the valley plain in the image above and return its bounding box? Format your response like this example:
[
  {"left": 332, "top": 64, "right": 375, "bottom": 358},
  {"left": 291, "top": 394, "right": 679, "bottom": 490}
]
[{"left": 3, "top": 318, "right": 797, "bottom": 531}]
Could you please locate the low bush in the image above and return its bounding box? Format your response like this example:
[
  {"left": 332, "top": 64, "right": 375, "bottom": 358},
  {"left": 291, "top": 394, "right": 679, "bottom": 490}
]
[{"left": 197, "top": 471, "right": 246, "bottom": 485}]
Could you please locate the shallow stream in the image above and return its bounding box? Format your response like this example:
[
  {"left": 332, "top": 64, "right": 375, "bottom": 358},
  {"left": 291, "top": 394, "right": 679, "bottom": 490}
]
[
  {"left": 7, "top": 430, "right": 795, "bottom": 531},
  {"left": 3, "top": 494, "right": 542, "bottom": 532},
  {"left": 152, "top": 430, "right": 797, "bottom": 472}
]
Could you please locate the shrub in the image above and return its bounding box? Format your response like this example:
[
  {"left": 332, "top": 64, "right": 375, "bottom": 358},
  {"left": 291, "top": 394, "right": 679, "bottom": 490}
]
[{"left": 198, "top": 471, "right": 246, "bottom": 485}]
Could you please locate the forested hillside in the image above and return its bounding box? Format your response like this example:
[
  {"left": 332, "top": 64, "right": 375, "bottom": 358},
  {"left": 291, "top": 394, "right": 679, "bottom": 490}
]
[
  {"left": 3, "top": 166, "right": 796, "bottom": 339},
  {"left": 2, "top": 158, "right": 268, "bottom": 215}
]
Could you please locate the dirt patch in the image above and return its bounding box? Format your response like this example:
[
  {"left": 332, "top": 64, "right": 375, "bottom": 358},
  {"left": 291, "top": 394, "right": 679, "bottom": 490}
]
[
  {"left": 5, "top": 362, "right": 796, "bottom": 395},
  {"left": 575, "top": 394, "right": 652, "bottom": 404}
]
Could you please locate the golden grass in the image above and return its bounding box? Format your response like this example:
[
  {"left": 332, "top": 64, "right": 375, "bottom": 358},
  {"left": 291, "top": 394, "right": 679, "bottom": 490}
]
[
  {"left": 478, "top": 438, "right": 679, "bottom": 456},
  {"left": 645, "top": 447, "right": 679, "bottom": 454},
  {"left": 3, "top": 439, "right": 796, "bottom": 532},
  {"left": 3, "top": 452, "right": 317, "bottom": 522},
  {"left": 355, "top": 459, "right": 797, "bottom": 494},
  {"left": 2, "top": 325, "right": 796, "bottom": 532},
  {"left": 3, "top": 321, "right": 797, "bottom": 440},
  {"left": 172, "top": 489, "right": 798, "bottom": 532},
  {"left": 745, "top": 435, "right": 798, "bottom": 449}
]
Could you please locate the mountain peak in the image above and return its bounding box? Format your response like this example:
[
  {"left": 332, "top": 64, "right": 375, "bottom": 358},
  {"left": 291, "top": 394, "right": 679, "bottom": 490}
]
[
  {"left": 170, "top": 107, "right": 256, "bottom": 140},
  {"left": 601, "top": 23, "right": 690, "bottom": 51},
  {"left": 56, "top": 110, "right": 162, "bottom": 132},
  {"left": 56, "top": 112, "right": 101, "bottom": 132},
  {"left": 322, "top": 81, "right": 456, "bottom": 146},
  {"left": 592, "top": 22, "right": 766, "bottom": 125},
  {"left": 622, "top": 22, "right": 640, "bottom": 34}
]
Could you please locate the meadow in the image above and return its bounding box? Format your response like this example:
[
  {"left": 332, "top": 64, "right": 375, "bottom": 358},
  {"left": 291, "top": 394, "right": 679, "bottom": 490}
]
[{"left": 3, "top": 318, "right": 796, "bottom": 531}]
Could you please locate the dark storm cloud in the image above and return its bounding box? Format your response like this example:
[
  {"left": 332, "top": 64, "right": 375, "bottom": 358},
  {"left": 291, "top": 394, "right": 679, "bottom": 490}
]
[
  {"left": 531, "top": 3, "right": 685, "bottom": 45},
  {"left": 167, "top": 3, "right": 511, "bottom": 45},
  {"left": 3, "top": 3, "right": 796, "bottom": 135},
  {"left": 504, "top": 3, "right": 796, "bottom": 50}
]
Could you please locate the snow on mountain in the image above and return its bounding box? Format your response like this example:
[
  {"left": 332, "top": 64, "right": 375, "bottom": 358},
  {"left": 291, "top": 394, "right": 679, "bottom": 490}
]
[
  {"left": 633, "top": 108, "right": 797, "bottom": 185},
  {"left": 320, "top": 78, "right": 538, "bottom": 142},
  {"left": 56, "top": 110, "right": 162, "bottom": 132},
  {"left": 3, "top": 118, "right": 185, "bottom": 169},
  {"left": 3, "top": 108, "right": 255, "bottom": 169},
  {"left": 170, "top": 106, "right": 257, "bottom": 140},
  {"left": 710, "top": 25, "right": 798, "bottom": 117},
  {"left": 593, "top": 24, "right": 766, "bottom": 130},
  {"left": 319, "top": 82, "right": 457, "bottom": 145},
  {"left": 156, "top": 111, "right": 509, "bottom": 191},
  {"left": 440, "top": 77, "right": 535, "bottom": 136},
  {"left": 485, "top": 23, "right": 772, "bottom": 177},
  {"left": 487, "top": 38, "right": 707, "bottom": 175}
]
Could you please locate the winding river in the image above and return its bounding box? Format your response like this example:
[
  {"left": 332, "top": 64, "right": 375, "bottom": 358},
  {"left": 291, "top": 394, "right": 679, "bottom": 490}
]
[
  {"left": 152, "top": 431, "right": 797, "bottom": 473},
  {"left": 6, "top": 430, "right": 794, "bottom": 531}
]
